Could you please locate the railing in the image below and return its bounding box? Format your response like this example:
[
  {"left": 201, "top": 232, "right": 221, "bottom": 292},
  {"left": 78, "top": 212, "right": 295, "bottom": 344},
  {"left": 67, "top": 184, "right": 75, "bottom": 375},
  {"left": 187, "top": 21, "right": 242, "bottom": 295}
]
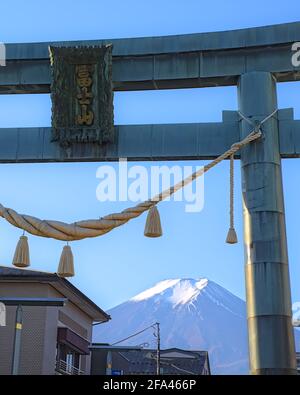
[{"left": 55, "top": 359, "right": 84, "bottom": 375}]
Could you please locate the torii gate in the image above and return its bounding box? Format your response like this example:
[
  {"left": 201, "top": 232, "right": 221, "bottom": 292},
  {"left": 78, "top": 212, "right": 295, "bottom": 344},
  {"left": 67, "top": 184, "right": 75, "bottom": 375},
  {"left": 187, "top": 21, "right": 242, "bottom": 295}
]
[{"left": 1, "top": 22, "right": 300, "bottom": 375}]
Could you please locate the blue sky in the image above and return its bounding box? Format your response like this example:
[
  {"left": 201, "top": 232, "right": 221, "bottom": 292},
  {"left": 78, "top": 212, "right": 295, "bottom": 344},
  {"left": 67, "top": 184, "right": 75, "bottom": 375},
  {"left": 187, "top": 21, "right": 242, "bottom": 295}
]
[{"left": 0, "top": 1, "right": 300, "bottom": 311}]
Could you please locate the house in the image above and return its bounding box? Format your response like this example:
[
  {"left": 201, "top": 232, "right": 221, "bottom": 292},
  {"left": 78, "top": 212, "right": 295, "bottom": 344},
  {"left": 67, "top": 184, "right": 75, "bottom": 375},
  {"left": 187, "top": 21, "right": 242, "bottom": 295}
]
[
  {"left": 0, "top": 266, "right": 110, "bottom": 375},
  {"left": 91, "top": 345, "right": 211, "bottom": 375}
]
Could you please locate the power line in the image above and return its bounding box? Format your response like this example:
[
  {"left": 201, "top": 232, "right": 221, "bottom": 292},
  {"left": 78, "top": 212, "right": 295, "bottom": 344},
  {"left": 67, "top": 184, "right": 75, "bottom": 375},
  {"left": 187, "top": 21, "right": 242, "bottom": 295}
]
[
  {"left": 110, "top": 322, "right": 161, "bottom": 375},
  {"left": 111, "top": 323, "right": 156, "bottom": 346}
]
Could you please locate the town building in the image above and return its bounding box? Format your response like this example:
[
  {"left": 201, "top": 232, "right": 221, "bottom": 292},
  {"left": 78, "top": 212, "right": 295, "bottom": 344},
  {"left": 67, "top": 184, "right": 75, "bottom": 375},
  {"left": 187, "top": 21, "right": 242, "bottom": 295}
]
[
  {"left": 0, "top": 266, "right": 110, "bottom": 375},
  {"left": 91, "top": 345, "right": 211, "bottom": 375}
]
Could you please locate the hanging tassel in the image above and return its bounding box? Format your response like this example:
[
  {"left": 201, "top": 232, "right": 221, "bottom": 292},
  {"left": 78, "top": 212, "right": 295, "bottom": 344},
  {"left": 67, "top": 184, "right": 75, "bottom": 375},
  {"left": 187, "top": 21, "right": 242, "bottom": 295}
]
[
  {"left": 12, "top": 234, "right": 30, "bottom": 268},
  {"left": 57, "top": 244, "right": 75, "bottom": 277},
  {"left": 144, "top": 206, "right": 163, "bottom": 238},
  {"left": 226, "top": 227, "right": 238, "bottom": 244},
  {"left": 226, "top": 154, "right": 238, "bottom": 244}
]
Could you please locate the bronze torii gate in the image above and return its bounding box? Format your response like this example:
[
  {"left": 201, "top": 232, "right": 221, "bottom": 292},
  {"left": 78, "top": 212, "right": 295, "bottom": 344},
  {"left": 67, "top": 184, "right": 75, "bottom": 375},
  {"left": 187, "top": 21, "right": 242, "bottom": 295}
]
[{"left": 1, "top": 22, "right": 300, "bottom": 375}]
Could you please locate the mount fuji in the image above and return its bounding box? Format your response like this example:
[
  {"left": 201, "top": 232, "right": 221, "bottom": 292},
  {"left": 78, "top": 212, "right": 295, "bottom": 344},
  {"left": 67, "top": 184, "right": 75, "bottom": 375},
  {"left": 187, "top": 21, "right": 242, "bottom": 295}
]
[{"left": 93, "top": 278, "right": 299, "bottom": 375}]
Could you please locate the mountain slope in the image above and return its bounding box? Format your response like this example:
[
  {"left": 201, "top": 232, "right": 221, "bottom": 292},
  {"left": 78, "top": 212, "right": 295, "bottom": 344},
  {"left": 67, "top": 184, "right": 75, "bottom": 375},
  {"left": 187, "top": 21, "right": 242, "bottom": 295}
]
[{"left": 93, "top": 278, "right": 299, "bottom": 374}]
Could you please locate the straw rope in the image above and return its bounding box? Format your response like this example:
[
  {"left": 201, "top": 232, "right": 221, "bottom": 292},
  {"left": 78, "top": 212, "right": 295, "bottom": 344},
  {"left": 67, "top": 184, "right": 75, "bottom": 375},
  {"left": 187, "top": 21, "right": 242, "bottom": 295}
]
[
  {"left": 0, "top": 110, "right": 277, "bottom": 241},
  {"left": 229, "top": 154, "right": 234, "bottom": 230}
]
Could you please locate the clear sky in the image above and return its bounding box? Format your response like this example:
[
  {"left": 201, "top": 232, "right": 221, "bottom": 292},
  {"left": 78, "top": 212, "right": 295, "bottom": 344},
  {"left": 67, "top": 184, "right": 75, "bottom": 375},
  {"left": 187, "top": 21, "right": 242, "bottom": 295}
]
[{"left": 0, "top": 1, "right": 299, "bottom": 311}]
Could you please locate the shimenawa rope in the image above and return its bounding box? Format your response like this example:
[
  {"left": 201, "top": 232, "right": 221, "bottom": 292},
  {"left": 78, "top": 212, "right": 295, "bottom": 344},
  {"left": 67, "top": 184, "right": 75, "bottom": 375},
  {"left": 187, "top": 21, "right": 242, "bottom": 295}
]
[{"left": 0, "top": 110, "right": 277, "bottom": 242}]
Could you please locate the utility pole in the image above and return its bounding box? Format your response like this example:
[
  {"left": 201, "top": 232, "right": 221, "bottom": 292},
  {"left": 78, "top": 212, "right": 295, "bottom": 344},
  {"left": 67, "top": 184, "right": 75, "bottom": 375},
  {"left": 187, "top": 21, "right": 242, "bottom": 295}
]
[
  {"left": 11, "top": 305, "right": 23, "bottom": 375},
  {"left": 106, "top": 350, "right": 112, "bottom": 375},
  {"left": 155, "top": 322, "right": 160, "bottom": 375}
]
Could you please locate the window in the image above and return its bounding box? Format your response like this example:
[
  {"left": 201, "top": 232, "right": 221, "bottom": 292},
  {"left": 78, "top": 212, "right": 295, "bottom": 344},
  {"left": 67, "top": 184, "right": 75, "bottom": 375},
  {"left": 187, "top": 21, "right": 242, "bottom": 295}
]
[{"left": 56, "top": 343, "right": 83, "bottom": 375}]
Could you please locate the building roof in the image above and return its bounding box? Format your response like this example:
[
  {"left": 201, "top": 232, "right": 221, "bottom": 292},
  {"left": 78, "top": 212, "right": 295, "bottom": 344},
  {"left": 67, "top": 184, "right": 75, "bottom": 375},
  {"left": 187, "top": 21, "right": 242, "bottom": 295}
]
[
  {"left": 0, "top": 265, "right": 110, "bottom": 323},
  {"left": 117, "top": 348, "right": 210, "bottom": 375}
]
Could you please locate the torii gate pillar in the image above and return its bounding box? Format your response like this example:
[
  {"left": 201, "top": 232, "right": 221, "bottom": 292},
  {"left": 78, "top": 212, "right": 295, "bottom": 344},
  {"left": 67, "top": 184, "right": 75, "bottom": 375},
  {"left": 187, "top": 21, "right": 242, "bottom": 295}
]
[{"left": 238, "top": 71, "right": 297, "bottom": 375}]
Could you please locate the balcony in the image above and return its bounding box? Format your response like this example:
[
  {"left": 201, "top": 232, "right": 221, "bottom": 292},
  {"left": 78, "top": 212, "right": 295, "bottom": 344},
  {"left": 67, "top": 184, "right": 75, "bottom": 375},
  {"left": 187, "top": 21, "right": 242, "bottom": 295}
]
[{"left": 55, "top": 359, "right": 84, "bottom": 375}]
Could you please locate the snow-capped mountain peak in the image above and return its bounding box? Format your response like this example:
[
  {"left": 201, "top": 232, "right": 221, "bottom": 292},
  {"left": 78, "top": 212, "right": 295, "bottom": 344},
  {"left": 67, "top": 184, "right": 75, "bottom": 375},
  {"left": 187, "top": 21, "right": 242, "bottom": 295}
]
[
  {"left": 94, "top": 277, "right": 248, "bottom": 374},
  {"left": 130, "top": 278, "right": 209, "bottom": 306},
  {"left": 168, "top": 278, "right": 209, "bottom": 306},
  {"left": 131, "top": 279, "right": 180, "bottom": 302}
]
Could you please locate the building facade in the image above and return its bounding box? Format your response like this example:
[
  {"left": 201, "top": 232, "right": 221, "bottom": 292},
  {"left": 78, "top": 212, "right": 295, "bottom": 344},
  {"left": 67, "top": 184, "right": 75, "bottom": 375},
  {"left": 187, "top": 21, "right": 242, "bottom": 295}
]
[
  {"left": 91, "top": 346, "right": 211, "bottom": 375},
  {"left": 0, "top": 266, "right": 110, "bottom": 375}
]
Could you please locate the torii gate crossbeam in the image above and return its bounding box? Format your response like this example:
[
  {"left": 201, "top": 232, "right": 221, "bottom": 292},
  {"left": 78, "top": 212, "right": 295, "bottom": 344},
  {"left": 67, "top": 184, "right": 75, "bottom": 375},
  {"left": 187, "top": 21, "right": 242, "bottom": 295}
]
[{"left": 0, "top": 22, "right": 300, "bottom": 374}]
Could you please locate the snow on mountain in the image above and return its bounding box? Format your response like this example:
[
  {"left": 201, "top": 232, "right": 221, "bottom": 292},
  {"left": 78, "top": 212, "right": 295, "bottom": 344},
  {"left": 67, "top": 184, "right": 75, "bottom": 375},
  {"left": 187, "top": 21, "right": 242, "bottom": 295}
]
[
  {"left": 131, "top": 279, "right": 181, "bottom": 302},
  {"left": 93, "top": 278, "right": 300, "bottom": 375},
  {"left": 131, "top": 278, "right": 209, "bottom": 306}
]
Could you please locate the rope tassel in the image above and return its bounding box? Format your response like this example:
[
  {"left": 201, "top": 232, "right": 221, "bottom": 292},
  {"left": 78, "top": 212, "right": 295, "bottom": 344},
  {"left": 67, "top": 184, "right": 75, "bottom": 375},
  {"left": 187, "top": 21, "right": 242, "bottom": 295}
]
[
  {"left": 57, "top": 244, "right": 75, "bottom": 277},
  {"left": 12, "top": 235, "right": 30, "bottom": 268},
  {"left": 144, "top": 206, "right": 163, "bottom": 238},
  {"left": 226, "top": 154, "right": 238, "bottom": 244}
]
